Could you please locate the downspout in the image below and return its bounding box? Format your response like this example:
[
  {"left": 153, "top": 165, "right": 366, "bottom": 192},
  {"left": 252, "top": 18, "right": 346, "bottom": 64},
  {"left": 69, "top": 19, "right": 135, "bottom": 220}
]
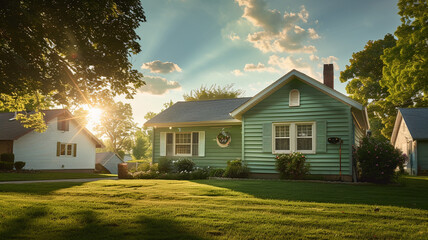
[{"left": 151, "top": 127, "right": 155, "bottom": 164}]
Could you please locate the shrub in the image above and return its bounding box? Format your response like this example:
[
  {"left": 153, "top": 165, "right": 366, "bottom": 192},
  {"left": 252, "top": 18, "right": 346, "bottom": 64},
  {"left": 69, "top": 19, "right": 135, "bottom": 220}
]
[
  {"left": 275, "top": 152, "right": 310, "bottom": 179},
  {"left": 208, "top": 168, "right": 225, "bottom": 177},
  {"left": 1, "top": 153, "right": 14, "bottom": 163},
  {"left": 174, "top": 158, "right": 195, "bottom": 172},
  {"left": 223, "top": 159, "right": 249, "bottom": 178},
  {"left": 354, "top": 137, "right": 406, "bottom": 183},
  {"left": 137, "top": 162, "right": 151, "bottom": 172},
  {"left": 158, "top": 158, "right": 173, "bottom": 173},
  {"left": 14, "top": 161, "right": 26, "bottom": 171}
]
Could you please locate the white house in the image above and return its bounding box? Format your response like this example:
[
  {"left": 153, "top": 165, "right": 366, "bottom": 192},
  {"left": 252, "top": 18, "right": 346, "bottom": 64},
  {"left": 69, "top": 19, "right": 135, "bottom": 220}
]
[{"left": 0, "top": 109, "right": 104, "bottom": 172}]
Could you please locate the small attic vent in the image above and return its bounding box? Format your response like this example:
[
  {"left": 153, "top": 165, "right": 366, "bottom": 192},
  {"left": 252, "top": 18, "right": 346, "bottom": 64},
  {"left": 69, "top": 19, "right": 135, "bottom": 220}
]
[{"left": 289, "top": 89, "right": 300, "bottom": 107}]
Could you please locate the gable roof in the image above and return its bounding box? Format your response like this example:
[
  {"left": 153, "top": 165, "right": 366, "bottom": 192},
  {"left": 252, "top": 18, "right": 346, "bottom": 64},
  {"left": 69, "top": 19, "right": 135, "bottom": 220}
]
[
  {"left": 391, "top": 108, "right": 428, "bottom": 144},
  {"left": 0, "top": 109, "right": 104, "bottom": 147},
  {"left": 230, "top": 70, "right": 369, "bottom": 130},
  {"left": 96, "top": 152, "right": 123, "bottom": 174},
  {"left": 144, "top": 98, "right": 251, "bottom": 127}
]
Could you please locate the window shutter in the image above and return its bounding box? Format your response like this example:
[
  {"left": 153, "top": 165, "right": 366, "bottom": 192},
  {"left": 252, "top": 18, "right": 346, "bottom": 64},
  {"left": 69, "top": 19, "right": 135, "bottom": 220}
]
[
  {"left": 73, "top": 144, "right": 77, "bottom": 157},
  {"left": 316, "top": 120, "right": 326, "bottom": 153},
  {"left": 56, "top": 142, "right": 61, "bottom": 156},
  {"left": 198, "top": 131, "right": 205, "bottom": 157},
  {"left": 160, "top": 132, "right": 166, "bottom": 157},
  {"left": 262, "top": 123, "right": 272, "bottom": 152}
]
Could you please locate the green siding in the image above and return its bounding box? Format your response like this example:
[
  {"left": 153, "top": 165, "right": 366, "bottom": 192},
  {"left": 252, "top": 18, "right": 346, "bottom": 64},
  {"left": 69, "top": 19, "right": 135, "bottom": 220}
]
[
  {"left": 243, "top": 78, "right": 353, "bottom": 175},
  {"left": 153, "top": 125, "right": 242, "bottom": 168},
  {"left": 418, "top": 141, "right": 428, "bottom": 170}
]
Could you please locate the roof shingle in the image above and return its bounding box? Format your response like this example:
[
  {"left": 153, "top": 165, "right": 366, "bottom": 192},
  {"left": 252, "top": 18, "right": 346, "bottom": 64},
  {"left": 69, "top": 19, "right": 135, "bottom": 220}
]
[{"left": 400, "top": 108, "right": 428, "bottom": 140}]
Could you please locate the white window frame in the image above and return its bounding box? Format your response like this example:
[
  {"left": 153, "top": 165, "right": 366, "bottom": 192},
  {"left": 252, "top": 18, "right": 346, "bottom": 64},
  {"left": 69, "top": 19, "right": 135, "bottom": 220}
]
[
  {"left": 60, "top": 143, "right": 76, "bottom": 157},
  {"left": 272, "top": 122, "right": 316, "bottom": 154},
  {"left": 289, "top": 89, "right": 300, "bottom": 107},
  {"left": 173, "top": 132, "right": 198, "bottom": 157}
]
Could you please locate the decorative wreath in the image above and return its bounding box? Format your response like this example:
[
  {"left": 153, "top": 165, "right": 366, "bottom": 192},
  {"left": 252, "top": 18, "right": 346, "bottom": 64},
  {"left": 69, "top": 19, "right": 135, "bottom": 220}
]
[{"left": 216, "top": 131, "right": 231, "bottom": 147}]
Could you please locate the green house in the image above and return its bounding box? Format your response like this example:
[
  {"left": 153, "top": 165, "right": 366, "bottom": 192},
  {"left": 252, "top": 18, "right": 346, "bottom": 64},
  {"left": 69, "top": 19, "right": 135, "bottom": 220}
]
[{"left": 144, "top": 65, "right": 369, "bottom": 181}]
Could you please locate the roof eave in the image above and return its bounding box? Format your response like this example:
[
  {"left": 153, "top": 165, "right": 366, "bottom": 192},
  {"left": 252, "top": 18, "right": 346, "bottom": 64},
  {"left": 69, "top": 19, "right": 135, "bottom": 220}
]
[
  {"left": 391, "top": 111, "right": 403, "bottom": 145},
  {"left": 144, "top": 119, "right": 242, "bottom": 128}
]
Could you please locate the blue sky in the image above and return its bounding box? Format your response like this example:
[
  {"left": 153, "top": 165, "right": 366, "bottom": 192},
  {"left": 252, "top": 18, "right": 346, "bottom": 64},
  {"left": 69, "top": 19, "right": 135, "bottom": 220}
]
[{"left": 121, "top": 0, "right": 401, "bottom": 127}]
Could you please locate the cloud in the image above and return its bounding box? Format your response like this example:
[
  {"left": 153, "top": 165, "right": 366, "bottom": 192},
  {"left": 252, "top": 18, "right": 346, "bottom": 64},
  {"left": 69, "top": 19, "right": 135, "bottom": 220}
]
[
  {"left": 138, "top": 76, "right": 181, "bottom": 95},
  {"left": 228, "top": 33, "right": 241, "bottom": 41},
  {"left": 236, "top": 0, "right": 319, "bottom": 54},
  {"left": 232, "top": 69, "right": 244, "bottom": 76},
  {"left": 309, "top": 54, "right": 319, "bottom": 61},
  {"left": 268, "top": 55, "right": 317, "bottom": 78},
  {"left": 141, "top": 60, "right": 182, "bottom": 74},
  {"left": 244, "top": 62, "right": 278, "bottom": 73},
  {"left": 321, "top": 56, "right": 340, "bottom": 71}
]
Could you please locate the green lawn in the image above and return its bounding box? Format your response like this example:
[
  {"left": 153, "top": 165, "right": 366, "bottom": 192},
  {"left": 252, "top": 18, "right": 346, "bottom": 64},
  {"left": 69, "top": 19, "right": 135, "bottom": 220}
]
[
  {"left": 0, "top": 177, "right": 427, "bottom": 239},
  {"left": 0, "top": 172, "right": 115, "bottom": 181}
]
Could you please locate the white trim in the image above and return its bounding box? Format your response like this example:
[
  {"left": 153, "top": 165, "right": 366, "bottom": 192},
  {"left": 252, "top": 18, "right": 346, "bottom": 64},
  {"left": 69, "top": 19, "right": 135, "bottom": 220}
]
[
  {"left": 230, "top": 70, "right": 364, "bottom": 120},
  {"left": 59, "top": 142, "right": 76, "bottom": 157},
  {"left": 272, "top": 121, "right": 316, "bottom": 154},
  {"left": 289, "top": 89, "right": 300, "bottom": 107},
  {"left": 391, "top": 111, "right": 403, "bottom": 145}
]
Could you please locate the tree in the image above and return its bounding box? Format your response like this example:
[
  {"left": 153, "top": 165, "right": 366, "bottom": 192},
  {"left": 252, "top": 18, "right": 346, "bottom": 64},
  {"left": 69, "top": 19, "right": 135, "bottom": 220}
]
[
  {"left": 95, "top": 101, "right": 135, "bottom": 156},
  {"left": 340, "top": 34, "right": 396, "bottom": 139},
  {"left": 0, "top": 1, "right": 146, "bottom": 128},
  {"left": 380, "top": 0, "right": 428, "bottom": 137},
  {"left": 183, "top": 84, "right": 244, "bottom": 101},
  {"left": 132, "top": 129, "right": 150, "bottom": 160}
]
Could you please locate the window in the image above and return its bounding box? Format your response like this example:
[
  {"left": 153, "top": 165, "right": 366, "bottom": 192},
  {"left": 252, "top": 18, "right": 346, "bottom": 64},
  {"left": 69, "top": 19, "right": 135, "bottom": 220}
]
[
  {"left": 57, "top": 142, "right": 76, "bottom": 157},
  {"left": 273, "top": 122, "right": 315, "bottom": 154},
  {"left": 57, "top": 114, "right": 69, "bottom": 131},
  {"left": 175, "top": 133, "right": 192, "bottom": 155},
  {"left": 289, "top": 89, "right": 300, "bottom": 107}
]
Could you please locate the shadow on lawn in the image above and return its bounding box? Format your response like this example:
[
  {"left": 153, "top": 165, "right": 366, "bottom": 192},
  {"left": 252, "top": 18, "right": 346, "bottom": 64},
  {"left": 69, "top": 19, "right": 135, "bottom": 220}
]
[
  {"left": 60, "top": 210, "right": 203, "bottom": 240},
  {"left": 193, "top": 176, "right": 428, "bottom": 210},
  {"left": 0, "top": 208, "right": 204, "bottom": 240},
  {"left": 0, "top": 182, "right": 85, "bottom": 195}
]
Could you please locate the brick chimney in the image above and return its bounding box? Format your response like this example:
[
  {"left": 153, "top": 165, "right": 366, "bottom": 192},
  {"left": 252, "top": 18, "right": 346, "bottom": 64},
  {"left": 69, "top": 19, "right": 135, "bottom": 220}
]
[{"left": 323, "top": 64, "right": 334, "bottom": 89}]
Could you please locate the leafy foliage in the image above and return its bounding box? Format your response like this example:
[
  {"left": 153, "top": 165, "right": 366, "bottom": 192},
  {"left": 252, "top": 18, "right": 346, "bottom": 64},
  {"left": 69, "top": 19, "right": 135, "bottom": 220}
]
[
  {"left": 340, "top": 34, "right": 396, "bottom": 139},
  {"left": 14, "top": 161, "right": 26, "bottom": 171},
  {"left": 0, "top": 153, "right": 15, "bottom": 170},
  {"left": 173, "top": 158, "right": 195, "bottom": 172},
  {"left": 275, "top": 152, "right": 310, "bottom": 179},
  {"left": 183, "top": 84, "right": 244, "bottom": 101},
  {"left": 158, "top": 158, "right": 173, "bottom": 173},
  {"left": 353, "top": 137, "right": 406, "bottom": 183},
  {"left": 95, "top": 101, "right": 135, "bottom": 155},
  {"left": 208, "top": 168, "right": 226, "bottom": 177},
  {"left": 132, "top": 129, "right": 150, "bottom": 160},
  {"left": 223, "top": 159, "right": 249, "bottom": 178},
  {"left": 0, "top": 0, "right": 146, "bottom": 129},
  {"left": 380, "top": 0, "right": 428, "bottom": 137}
]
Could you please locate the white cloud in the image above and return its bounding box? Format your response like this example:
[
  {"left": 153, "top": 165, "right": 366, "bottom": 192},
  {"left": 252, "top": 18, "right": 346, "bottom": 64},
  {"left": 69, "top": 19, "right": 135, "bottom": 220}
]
[
  {"left": 309, "top": 54, "right": 319, "bottom": 61},
  {"left": 138, "top": 76, "right": 181, "bottom": 95},
  {"left": 268, "top": 55, "right": 317, "bottom": 78},
  {"left": 321, "top": 56, "right": 340, "bottom": 71},
  {"left": 236, "top": 0, "right": 319, "bottom": 54},
  {"left": 232, "top": 69, "right": 244, "bottom": 76},
  {"left": 141, "top": 60, "right": 182, "bottom": 74},
  {"left": 228, "top": 33, "right": 241, "bottom": 41},
  {"left": 244, "top": 62, "right": 278, "bottom": 73}
]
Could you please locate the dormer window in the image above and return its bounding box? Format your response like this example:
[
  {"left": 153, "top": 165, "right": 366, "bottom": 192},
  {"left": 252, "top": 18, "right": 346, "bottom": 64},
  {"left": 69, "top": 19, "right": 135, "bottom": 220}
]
[
  {"left": 57, "top": 114, "right": 69, "bottom": 131},
  {"left": 289, "top": 89, "right": 300, "bottom": 107}
]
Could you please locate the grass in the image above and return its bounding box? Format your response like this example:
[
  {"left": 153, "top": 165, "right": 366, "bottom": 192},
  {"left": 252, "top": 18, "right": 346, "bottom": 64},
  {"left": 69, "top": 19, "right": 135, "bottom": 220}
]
[
  {"left": 0, "top": 176, "right": 427, "bottom": 239},
  {"left": 0, "top": 172, "right": 115, "bottom": 181}
]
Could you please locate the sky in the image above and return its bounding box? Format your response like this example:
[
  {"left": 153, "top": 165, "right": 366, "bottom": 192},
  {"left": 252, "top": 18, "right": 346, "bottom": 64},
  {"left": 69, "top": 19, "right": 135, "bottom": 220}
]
[{"left": 120, "top": 0, "right": 402, "bottom": 127}]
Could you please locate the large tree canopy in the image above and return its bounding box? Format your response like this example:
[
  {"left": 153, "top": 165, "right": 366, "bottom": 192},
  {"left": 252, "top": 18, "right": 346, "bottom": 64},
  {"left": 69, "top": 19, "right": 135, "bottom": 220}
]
[
  {"left": 183, "top": 84, "right": 244, "bottom": 101},
  {"left": 0, "top": 0, "right": 146, "bottom": 109},
  {"left": 340, "top": 34, "right": 396, "bottom": 139}
]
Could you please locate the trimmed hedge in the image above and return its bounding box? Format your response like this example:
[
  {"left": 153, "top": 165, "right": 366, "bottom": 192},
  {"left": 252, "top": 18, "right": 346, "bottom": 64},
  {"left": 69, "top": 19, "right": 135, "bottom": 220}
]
[
  {"left": 14, "top": 161, "right": 26, "bottom": 171},
  {"left": 0, "top": 153, "right": 15, "bottom": 170}
]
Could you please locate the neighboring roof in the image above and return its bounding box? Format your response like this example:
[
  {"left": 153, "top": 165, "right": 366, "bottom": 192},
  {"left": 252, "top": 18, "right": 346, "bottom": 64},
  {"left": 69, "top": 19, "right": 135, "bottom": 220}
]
[
  {"left": 144, "top": 98, "right": 251, "bottom": 127},
  {"left": 96, "top": 152, "right": 123, "bottom": 174},
  {"left": 0, "top": 109, "right": 104, "bottom": 147},
  {"left": 230, "top": 70, "right": 369, "bottom": 130},
  {"left": 392, "top": 108, "right": 428, "bottom": 143}
]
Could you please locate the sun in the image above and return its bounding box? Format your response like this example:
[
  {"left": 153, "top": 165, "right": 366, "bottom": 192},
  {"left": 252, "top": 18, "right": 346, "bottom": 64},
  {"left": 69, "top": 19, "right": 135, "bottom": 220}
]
[{"left": 84, "top": 107, "right": 103, "bottom": 132}]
